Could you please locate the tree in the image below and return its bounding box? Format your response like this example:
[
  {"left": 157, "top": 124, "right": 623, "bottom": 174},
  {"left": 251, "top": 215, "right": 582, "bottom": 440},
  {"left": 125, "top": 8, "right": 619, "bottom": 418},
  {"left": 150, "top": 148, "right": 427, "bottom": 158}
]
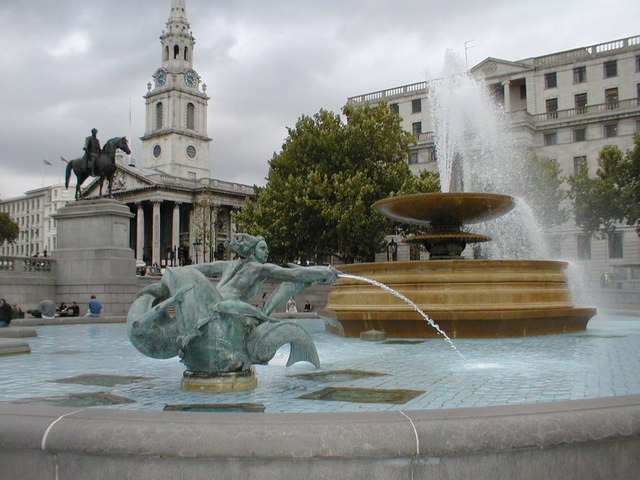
[
  {"left": 518, "top": 153, "right": 567, "bottom": 229},
  {"left": 567, "top": 132, "right": 640, "bottom": 235},
  {"left": 0, "top": 213, "right": 19, "bottom": 245},
  {"left": 234, "top": 103, "right": 429, "bottom": 264},
  {"left": 191, "top": 191, "right": 222, "bottom": 262}
]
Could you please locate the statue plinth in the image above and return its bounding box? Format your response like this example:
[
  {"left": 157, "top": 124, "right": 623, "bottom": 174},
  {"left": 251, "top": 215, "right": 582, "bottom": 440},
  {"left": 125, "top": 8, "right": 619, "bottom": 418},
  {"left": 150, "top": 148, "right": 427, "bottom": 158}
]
[{"left": 180, "top": 369, "right": 258, "bottom": 392}]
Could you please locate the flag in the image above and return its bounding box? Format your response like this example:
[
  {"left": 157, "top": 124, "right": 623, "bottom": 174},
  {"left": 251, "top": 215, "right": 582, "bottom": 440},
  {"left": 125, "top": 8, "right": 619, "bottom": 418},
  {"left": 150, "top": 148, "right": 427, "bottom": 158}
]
[
  {"left": 43, "top": 159, "right": 52, "bottom": 166},
  {"left": 60, "top": 156, "right": 69, "bottom": 163}
]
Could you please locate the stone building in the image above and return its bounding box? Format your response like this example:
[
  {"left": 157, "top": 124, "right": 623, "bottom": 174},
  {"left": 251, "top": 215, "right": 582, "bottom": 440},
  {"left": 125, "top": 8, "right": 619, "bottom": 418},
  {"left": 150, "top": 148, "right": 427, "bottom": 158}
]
[
  {"left": 81, "top": 0, "right": 254, "bottom": 266},
  {"left": 0, "top": 184, "right": 74, "bottom": 257},
  {"left": 349, "top": 35, "right": 640, "bottom": 284}
]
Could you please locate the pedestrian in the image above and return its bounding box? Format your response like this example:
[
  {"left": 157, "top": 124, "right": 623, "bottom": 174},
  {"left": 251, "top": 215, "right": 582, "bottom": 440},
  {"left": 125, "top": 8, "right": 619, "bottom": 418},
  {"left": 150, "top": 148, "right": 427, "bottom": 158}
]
[
  {"left": 70, "top": 301, "right": 80, "bottom": 317},
  {"left": 0, "top": 299, "right": 13, "bottom": 327},
  {"left": 85, "top": 295, "right": 102, "bottom": 317}
]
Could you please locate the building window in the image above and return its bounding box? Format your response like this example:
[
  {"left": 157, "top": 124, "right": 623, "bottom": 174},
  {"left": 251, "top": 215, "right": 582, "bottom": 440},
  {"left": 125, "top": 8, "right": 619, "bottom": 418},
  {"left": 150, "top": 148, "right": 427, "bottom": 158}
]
[
  {"left": 186, "top": 145, "right": 197, "bottom": 158},
  {"left": 186, "top": 102, "right": 195, "bottom": 130},
  {"left": 637, "top": 55, "right": 640, "bottom": 72},
  {"left": 412, "top": 99, "right": 422, "bottom": 113},
  {"left": 577, "top": 235, "right": 591, "bottom": 260},
  {"left": 520, "top": 84, "right": 527, "bottom": 99},
  {"left": 605, "top": 88, "right": 619, "bottom": 109},
  {"left": 608, "top": 232, "right": 623, "bottom": 259},
  {"left": 155, "top": 102, "right": 163, "bottom": 130},
  {"left": 412, "top": 122, "right": 422, "bottom": 135},
  {"left": 408, "top": 152, "right": 419, "bottom": 164},
  {"left": 637, "top": 83, "right": 640, "bottom": 99},
  {"left": 573, "top": 66, "right": 587, "bottom": 84},
  {"left": 153, "top": 145, "right": 162, "bottom": 158},
  {"left": 574, "top": 93, "right": 588, "bottom": 113},
  {"left": 603, "top": 124, "right": 618, "bottom": 138},
  {"left": 544, "top": 72, "right": 557, "bottom": 89},
  {"left": 544, "top": 132, "right": 557, "bottom": 146},
  {"left": 545, "top": 98, "right": 558, "bottom": 118},
  {"left": 573, "top": 128, "right": 586, "bottom": 142},
  {"left": 427, "top": 146, "right": 437, "bottom": 163},
  {"left": 389, "top": 103, "right": 399, "bottom": 114},
  {"left": 573, "top": 156, "right": 587, "bottom": 174},
  {"left": 603, "top": 60, "right": 617, "bottom": 78}
]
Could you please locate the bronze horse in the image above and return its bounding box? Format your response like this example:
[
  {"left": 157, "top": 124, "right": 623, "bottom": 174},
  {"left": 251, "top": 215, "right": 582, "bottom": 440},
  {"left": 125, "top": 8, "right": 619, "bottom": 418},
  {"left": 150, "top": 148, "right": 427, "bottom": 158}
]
[{"left": 64, "top": 136, "right": 131, "bottom": 200}]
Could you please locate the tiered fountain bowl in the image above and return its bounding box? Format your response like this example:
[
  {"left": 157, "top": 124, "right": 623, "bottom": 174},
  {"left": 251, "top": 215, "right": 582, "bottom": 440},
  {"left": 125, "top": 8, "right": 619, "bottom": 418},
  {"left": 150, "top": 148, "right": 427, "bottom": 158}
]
[{"left": 324, "top": 192, "right": 596, "bottom": 338}]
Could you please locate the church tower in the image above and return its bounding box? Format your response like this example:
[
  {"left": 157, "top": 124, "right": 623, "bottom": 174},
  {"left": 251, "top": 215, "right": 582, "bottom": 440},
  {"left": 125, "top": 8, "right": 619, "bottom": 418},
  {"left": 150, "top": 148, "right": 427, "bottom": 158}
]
[{"left": 141, "top": 0, "right": 212, "bottom": 180}]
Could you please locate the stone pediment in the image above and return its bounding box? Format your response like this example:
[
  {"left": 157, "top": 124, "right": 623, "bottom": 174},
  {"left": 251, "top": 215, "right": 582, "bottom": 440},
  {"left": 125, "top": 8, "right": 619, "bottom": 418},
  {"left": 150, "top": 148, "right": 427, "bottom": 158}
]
[
  {"left": 82, "top": 165, "right": 155, "bottom": 198},
  {"left": 471, "top": 57, "right": 533, "bottom": 79}
]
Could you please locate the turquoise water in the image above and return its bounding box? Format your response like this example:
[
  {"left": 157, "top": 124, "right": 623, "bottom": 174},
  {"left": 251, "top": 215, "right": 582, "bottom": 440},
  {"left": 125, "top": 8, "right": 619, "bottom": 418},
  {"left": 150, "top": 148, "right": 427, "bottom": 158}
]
[{"left": 1, "top": 314, "right": 639, "bottom": 412}]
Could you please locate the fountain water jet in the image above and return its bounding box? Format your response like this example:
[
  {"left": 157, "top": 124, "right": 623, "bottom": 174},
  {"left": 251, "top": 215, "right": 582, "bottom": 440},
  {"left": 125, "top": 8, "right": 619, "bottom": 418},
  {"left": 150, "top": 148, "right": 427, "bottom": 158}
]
[{"left": 338, "top": 273, "right": 464, "bottom": 358}]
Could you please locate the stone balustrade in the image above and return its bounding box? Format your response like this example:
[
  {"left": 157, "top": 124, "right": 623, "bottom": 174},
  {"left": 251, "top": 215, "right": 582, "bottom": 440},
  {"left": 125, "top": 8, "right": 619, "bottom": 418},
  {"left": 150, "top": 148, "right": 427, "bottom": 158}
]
[
  {"left": 531, "top": 97, "right": 639, "bottom": 122},
  {"left": 0, "top": 256, "right": 55, "bottom": 274}
]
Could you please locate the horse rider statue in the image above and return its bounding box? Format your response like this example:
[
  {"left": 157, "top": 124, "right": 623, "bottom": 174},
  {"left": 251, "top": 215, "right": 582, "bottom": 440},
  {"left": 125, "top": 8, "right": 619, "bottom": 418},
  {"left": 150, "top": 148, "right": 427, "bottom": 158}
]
[{"left": 83, "top": 128, "right": 101, "bottom": 176}]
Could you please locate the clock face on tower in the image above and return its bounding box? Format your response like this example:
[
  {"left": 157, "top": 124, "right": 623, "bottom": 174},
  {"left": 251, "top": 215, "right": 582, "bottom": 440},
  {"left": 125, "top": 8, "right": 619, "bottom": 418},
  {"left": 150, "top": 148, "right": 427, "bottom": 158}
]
[
  {"left": 184, "top": 72, "right": 197, "bottom": 87},
  {"left": 155, "top": 69, "right": 167, "bottom": 86}
]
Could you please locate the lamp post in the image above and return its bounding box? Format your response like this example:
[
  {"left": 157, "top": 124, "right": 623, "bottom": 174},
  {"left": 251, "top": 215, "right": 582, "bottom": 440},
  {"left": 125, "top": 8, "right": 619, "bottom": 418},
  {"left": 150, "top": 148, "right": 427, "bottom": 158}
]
[
  {"left": 387, "top": 238, "right": 398, "bottom": 262},
  {"left": 193, "top": 239, "right": 201, "bottom": 264}
]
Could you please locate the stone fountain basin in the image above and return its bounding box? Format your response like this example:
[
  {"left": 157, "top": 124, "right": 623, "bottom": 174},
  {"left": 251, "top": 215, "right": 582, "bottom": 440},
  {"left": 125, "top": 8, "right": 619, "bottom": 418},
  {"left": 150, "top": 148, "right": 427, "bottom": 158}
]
[
  {"left": 326, "top": 260, "right": 596, "bottom": 338},
  {"left": 374, "top": 192, "right": 515, "bottom": 226}
]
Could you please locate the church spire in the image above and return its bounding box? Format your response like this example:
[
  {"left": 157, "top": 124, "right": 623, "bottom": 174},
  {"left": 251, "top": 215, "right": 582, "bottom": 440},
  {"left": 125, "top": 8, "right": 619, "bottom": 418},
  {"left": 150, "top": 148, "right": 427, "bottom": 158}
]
[
  {"left": 160, "top": 0, "right": 195, "bottom": 71},
  {"left": 168, "top": 0, "right": 188, "bottom": 26}
]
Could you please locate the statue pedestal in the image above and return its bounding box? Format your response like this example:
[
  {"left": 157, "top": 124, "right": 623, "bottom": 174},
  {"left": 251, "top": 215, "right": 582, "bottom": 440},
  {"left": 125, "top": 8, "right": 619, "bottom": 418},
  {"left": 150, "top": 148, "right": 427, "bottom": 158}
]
[
  {"left": 52, "top": 198, "right": 137, "bottom": 315},
  {"left": 181, "top": 369, "right": 258, "bottom": 392}
]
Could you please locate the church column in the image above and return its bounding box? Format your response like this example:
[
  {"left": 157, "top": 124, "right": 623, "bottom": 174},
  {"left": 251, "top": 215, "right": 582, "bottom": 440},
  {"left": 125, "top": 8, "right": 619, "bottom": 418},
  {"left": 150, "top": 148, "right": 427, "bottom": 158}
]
[
  {"left": 172, "top": 202, "right": 181, "bottom": 259},
  {"left": 136, "top": 203, "right": 145, "bottom": 261},
  {"left": 152, "top": 200, "right": 161, "bottom": 266},
  {"left": 502, "top": 80, "right": 511, "bottom": 113},
  {"left": 210, "top": 206, "right": 218, "bottom": 262}
]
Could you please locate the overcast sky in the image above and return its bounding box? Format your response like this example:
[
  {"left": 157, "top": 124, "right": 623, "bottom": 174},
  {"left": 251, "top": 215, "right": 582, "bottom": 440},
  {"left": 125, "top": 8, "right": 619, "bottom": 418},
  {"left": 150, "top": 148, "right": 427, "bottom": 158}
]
[{"left": 0, "top": 0, "right": 638, "bottom": 199}]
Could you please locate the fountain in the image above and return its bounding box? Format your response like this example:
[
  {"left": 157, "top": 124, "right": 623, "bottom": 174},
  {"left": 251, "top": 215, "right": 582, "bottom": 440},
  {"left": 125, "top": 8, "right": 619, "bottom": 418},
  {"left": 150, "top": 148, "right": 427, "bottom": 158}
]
[
  {"left": 126, "top": 232, "right": 338, "bottom": 391},
  {"left": 2, "top": 52, "right": 636, "bottom": 479},
  {"left": 325, "top": 54, "right": 596, "bottom": 338}
]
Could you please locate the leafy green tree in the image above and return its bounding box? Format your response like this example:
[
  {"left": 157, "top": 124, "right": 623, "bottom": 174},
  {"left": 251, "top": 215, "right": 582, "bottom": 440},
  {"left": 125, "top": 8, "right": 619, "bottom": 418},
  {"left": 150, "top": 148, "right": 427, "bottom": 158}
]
[
  {"left": 0, "top": 212, "right": 19, "bottom": 244},
  {"left": 234, "top": 103, "right": 432, "bottom": 264},
  {"left": 518, "top": 153, "right": 567, "bottom": 229},
  {"left": 191, "top": 191, "right": 222, "bottom": 262},
  {"left": 567, "top": 132, "right": 640, "bottom": 235}
]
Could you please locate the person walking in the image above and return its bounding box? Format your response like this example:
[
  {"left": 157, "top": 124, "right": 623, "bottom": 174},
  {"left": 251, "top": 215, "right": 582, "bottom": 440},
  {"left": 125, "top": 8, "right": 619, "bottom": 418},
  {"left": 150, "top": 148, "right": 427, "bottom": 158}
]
[{"left": 85, "top": 295, "right": 102, "bottom": 317}]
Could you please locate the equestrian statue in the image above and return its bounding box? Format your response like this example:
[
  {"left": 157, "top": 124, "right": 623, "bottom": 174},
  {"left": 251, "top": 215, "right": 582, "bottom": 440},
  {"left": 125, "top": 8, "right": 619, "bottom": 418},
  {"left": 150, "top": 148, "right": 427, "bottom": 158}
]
[{"left": 64, "top": 128, "right": 131, "bottom": 200}]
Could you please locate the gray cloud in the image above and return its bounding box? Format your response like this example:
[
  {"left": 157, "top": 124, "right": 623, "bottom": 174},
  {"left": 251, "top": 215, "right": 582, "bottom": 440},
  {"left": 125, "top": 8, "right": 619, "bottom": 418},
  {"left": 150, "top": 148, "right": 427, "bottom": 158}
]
[{"left": 1, "top": 0, "right": 638, "bottom": 197}]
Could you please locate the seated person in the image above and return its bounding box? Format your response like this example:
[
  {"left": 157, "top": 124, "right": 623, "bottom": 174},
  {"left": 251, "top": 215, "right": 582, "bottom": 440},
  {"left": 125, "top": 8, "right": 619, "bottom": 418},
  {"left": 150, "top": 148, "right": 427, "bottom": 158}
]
[
  {"left": 11, "top": 304, "right": 24, "bottom": 319},
  {"left": 0, "top": 299, "right": 12, "bottom": 327},
  {"left": 28, "top": 299, "right": 56, "bottom": 320},
  {"left": 70, "top": 301, "right": 80, "bottom": 317},
  {"left": 57, "top": 303, "right": 70, "bottom": 317}
]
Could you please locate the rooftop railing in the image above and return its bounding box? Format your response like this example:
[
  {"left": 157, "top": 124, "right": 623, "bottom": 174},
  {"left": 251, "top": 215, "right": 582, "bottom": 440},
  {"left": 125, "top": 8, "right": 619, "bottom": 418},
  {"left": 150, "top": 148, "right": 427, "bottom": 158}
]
[
  {"left": 534, "top": 35, "right": 640, "bottom": 67},
  {"left": 348, "top": 81, "right": 427, "bottom": 104}
]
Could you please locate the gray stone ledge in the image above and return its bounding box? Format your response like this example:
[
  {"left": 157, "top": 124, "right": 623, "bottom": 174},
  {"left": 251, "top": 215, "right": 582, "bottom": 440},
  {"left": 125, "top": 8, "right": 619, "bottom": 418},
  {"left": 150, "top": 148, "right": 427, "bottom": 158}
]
[
  {"left": 11, "top": 316, "right": 126, "bottom": 326},
  {"left": 0, "top": 326, "right": 37, "bottom": 338},
  {"left": 0, "top": 395, "right": 638, "bottom": 479},
  {"left": 0, "top": 337, "right": 30, "bottom": 355}
]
